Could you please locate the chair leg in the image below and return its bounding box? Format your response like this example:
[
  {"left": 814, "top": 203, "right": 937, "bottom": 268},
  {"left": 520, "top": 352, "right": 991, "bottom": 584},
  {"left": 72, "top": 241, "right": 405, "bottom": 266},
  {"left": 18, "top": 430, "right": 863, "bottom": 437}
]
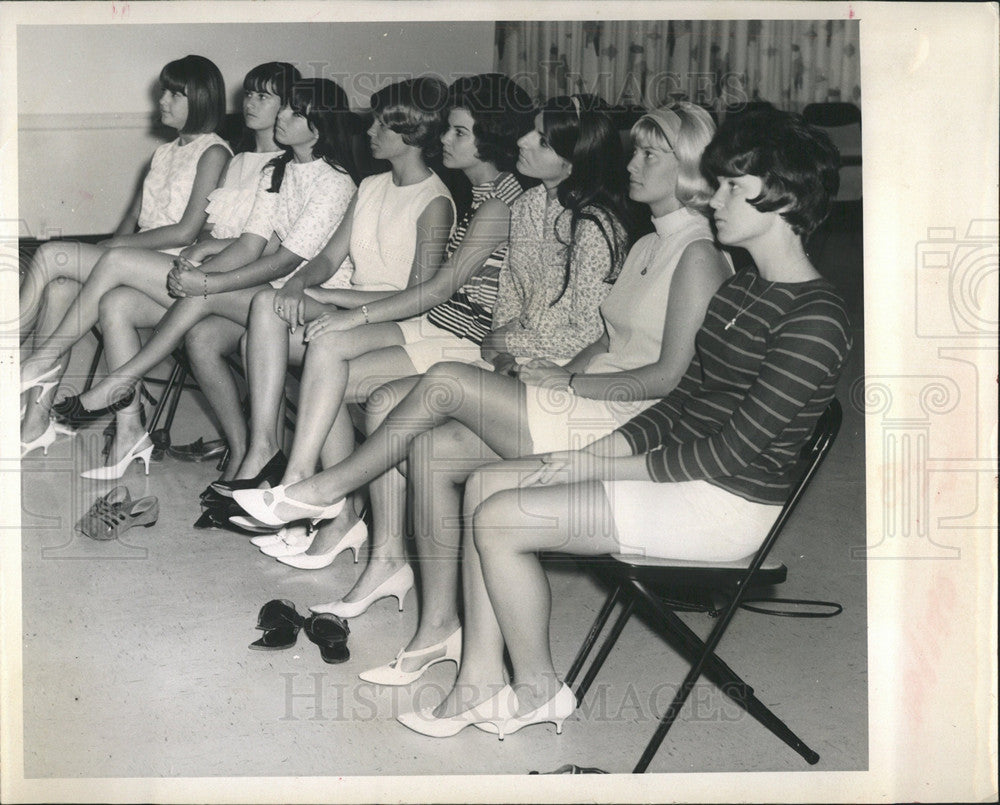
[
  {"left": 82, "top": 329, "right": 104, "bottom": 393},
  {"left": 146, "top": 360, "right": 188, "bottom": 456},
  {"left": 575, "top": 596, "right": 635, "bottom": 703},
  {"left": 565, "top": 584, "right": 622, "bottom": 688},
  {"left": 629, "top": 579, "right": 820, "bottom": 771}
]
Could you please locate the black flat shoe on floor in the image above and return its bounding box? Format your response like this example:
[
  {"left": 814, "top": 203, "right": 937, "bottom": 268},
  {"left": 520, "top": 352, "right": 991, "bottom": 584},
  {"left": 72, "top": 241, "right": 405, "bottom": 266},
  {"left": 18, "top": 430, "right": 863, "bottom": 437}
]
[
  {"left": 210, "top": 450, "right": 287, "bottom": 498},
  {"left": 304, "top": 613, "right": 350, "bottom": 664},
  {"left": 249, "top": 599, "right": 305, "bottom": 651}
]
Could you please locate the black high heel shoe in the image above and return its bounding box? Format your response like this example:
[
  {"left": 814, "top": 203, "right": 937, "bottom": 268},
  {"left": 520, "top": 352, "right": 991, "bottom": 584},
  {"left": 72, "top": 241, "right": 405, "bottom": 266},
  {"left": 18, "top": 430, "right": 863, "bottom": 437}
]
[
  {"left": 53, "top": 387, "right": 136, "bottom": 429},
  {"left": 209, "top": 451, "right": 287, "bottom": 498},
  {"left": 304, "top": 613, "right": 351, "bottom": 664}
]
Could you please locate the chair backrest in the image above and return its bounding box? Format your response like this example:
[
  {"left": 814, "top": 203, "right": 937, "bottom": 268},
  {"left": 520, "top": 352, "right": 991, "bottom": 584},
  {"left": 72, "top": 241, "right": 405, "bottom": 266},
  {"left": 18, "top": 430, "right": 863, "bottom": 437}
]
[{"left": 744, "top": 398, "right": 843, "bottom": 576}]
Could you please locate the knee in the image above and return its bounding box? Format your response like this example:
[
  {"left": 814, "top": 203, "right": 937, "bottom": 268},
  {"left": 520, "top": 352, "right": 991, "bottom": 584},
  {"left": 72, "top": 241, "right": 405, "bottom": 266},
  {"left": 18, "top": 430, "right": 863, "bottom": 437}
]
[
  {"left": 249, "top": 288, "right": 275, "bottom": 320},
  {"left": 42, "top": 277, "right": 81, "bottom": 306},
  {"left": 97, "top": 286, "right": 133, "bottom": 323},
  {"left": 471, "top": 491, "right": 516, "bottom": 555}
]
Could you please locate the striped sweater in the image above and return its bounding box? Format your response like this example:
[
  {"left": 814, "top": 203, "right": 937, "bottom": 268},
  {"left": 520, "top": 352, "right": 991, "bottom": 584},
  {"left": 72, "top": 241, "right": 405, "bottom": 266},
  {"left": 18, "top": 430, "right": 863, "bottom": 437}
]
[
  {"left": 425, "top": 172, "right": 525, "bottom": 345},
  {"left": 615, "top": 268, "right": 852, "bottom": 505}
]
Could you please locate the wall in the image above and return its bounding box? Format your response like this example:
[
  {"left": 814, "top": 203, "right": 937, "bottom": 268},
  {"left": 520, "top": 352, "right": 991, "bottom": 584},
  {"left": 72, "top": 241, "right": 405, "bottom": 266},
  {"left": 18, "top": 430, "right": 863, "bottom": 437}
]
[{"left": 17, "top": 22, "right": 495, "bottom": 236}]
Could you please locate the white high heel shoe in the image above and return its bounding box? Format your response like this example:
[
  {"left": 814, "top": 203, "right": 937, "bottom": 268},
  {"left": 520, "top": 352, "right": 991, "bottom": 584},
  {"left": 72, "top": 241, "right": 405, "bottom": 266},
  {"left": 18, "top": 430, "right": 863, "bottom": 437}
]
[
  {"left": 250, "top": 524, "right": 307, "bottom": 548},
  {"left": 494, "top": 683, "right": 576, "bottom": 740},
  {"left": 232, "top": 484, "right": 345, "bottom": 527},
  {"left": 21, "top": 420, "right": 76, "bottom": 458},
  {"left": 20, "top": 363, "right": 60, "bottom": 395},
  {"left": 397, "top": 684, "right": 517, "bottom": 739},
  {"left": 275, "top": 519, "right": 368, "bottom": 569},
  {"left": 80, "top": 433, "right": 154, "bottom": 480},
  {"left": 358, "top": 627, "right": 462, "bottom": 686},
  {"left": 309, "top": 563, "right": 414, "bottom": 618}
]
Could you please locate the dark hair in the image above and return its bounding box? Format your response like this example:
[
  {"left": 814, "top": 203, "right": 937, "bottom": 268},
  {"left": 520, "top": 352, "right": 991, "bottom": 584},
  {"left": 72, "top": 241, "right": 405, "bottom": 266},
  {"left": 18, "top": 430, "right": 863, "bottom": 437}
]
[
  {"left": 542, "top": 94, "right": 632, "bottom": 301},
  {"left": 701, "top": 108, "right": 840, "bottom": 239},
  {"left": 159, "top": 55, "right": 225, "bottom": 135},
  {"left": 266, "top": 78, "right": 362, "bottom": 193},
  {"left": 370, "top": 77, "right": 449, "bottom": 159},
  {"left": 235, "top": 62, "right": 302, "bottom": 154},
  {"left": 446, "top": 73, "right": 535, "bottom": 173}
]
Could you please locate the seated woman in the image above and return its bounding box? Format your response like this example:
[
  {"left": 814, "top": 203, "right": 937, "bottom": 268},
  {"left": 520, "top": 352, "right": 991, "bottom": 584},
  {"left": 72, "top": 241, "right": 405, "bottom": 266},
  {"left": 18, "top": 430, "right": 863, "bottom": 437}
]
[
  {"left": 19, "top": 61, "right": 300, "bottom": 459},
  {"left": 54, "top": 77, "right": 362, "bottom": 479},
  {"left": 232, "top": 74, "right": 533, "bottom": 570},
  {"left": 358, "top": 103, "right": 732, "bottom": 685},
  {"left": 19, "top": 55, "right": 231, "bottom": 452},
  {"left": 231, "top": 95, "right": 631, "bottom": 605},
  {"left": 393, "top": 107, "right": 853, "bottom": 737}
]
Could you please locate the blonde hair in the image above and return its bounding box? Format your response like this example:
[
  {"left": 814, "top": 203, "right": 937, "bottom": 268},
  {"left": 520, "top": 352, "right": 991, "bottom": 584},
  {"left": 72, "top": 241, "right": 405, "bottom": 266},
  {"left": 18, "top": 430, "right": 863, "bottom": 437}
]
[{"left": 630, "top": 101, "right": 716, "bottom": 213}]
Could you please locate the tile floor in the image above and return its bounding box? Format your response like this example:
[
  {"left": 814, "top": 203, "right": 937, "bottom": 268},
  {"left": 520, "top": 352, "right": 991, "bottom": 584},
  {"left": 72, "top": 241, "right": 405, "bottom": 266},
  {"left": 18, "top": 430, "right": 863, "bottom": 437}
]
[{"left": 16, "top": 223, "right": 867, "bottom": 779}]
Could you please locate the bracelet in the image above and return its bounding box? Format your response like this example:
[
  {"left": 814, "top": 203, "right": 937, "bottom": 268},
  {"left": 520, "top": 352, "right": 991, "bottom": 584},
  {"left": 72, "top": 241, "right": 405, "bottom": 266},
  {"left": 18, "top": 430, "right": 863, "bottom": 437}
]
[
  {"left": 202, "top": 273, "right": 209, "bottom": 299},
  {"left": 361, "top": 304, "right": 370, "bottom": 325},
  {"left": 567, "top": 373, "right": 576, "bottom": 395}
]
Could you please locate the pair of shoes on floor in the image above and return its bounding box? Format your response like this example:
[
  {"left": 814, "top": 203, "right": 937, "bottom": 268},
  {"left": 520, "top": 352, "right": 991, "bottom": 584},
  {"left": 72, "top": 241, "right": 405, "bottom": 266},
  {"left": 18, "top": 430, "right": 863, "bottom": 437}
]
[
  {"left": 529, "top": 764, "right": 608, "bottom": 774},
  {"left": 75, "top": 485, "right": 159, "bottom": 541},
  {"left": 20, "top": 419, "right": 77, "bottom": 458},
  {"left": 273, "top": 518, "right": 367, "bottom": 569},
  {"left": 397, "top": 684, "right": 519, "bottom": 739},
  {"left": 80, "top": 432, "right": 154, "bottom": 480},
  {"left": 398, "top": 682, "right": 577, "bottom": 741},
  {"left": 210, "top": 450, "right": 286, "bottom": 498},
  {"left": 249, "top": 599, "right": 350, "bottom": 663},
  {"left": 167, "top": 437, "right": 228, "bottom": 462},
  {"left": 359, "top": 626, "right": 461, "bottom": 686},
  {"left": 309, "top": 563, "right": 413, "bottom": 618}
]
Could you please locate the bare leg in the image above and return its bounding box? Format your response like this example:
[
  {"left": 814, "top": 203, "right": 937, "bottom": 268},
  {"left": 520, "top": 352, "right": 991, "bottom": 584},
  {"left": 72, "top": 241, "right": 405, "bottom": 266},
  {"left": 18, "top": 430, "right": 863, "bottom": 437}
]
[
  {"left": 272, "top": 361, "right": 532, "bottom": 520},
  {"left": 399, "top": 421, "right": 499, "bottom": 674},
  {"left": 20, "top": 240, "right": 107, "bottom": 342},
  {"left": 434, "top": 463, "right": 620, "bottom": 717},
  {"left": 97, "top": 287, "right": 176, "bottom": 465},
  {"left": 280, "top": 323, "right": 407, "bottom": 484},
  {"left": 184, "top": 317, "right": 246, "bottom": 480},
  {"left": 30, "top": 247, "right": 175, "bottom": 365},
  {"left": 20, "top": 279, "right": 79, "bottom": 442},
  {"left": 79, "top": 286, "right": 260, "bottom": 410}
]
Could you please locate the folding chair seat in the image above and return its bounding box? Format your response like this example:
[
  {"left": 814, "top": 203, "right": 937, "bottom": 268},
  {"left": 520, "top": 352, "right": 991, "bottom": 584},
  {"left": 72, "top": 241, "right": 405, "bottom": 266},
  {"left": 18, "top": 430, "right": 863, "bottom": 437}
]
[{"left": 563, "top": 399, "right": 843, "bottom": 773}]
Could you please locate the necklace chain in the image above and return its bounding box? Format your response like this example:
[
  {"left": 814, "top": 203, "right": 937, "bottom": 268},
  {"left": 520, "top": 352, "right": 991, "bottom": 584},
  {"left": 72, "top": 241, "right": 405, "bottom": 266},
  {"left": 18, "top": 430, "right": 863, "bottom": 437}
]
[{"left": 725, "top": 274, "right": 774, "bottom": 330}]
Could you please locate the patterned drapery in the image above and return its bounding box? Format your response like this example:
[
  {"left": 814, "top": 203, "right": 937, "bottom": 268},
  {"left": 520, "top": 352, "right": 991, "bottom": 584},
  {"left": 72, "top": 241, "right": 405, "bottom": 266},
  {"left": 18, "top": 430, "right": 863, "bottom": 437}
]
[{"left": 494, "top": 19, "right": 861, "bottom": 111}]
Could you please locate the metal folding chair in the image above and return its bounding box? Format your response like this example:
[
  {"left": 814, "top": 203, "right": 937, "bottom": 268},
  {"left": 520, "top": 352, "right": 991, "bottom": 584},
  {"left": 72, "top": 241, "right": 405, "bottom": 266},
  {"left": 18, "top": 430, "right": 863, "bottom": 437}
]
[{"left": 564, "top": 399, "right": 843, "bottom": 772}]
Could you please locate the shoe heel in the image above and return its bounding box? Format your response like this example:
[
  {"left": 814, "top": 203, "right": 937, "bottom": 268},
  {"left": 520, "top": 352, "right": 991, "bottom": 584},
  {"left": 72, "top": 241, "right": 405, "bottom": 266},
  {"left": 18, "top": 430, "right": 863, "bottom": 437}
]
[
  {"left": 555, "top": 719, "right": 565, "bottom": 735},
  {"left": 138, "top": 445, "right": 154, "bottom": 475}
]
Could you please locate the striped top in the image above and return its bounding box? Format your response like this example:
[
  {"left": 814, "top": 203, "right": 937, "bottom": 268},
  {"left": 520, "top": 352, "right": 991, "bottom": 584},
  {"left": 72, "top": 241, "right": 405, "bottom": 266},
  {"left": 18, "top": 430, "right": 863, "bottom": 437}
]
[
  {"left": 616, "top": 268, "right": 852, "bottom": 505},
  {"left": 426, "top": 172, "right": 525, "bottom": 344}
]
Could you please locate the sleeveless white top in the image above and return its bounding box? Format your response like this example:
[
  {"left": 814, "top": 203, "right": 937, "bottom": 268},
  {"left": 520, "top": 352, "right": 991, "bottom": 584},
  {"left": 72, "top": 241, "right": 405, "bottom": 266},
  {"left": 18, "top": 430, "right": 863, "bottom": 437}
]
[
  {"left": 203, "top": 150, "right": 283, "bottom": 239},
  {"left": 348, "top": 170, "right": 454, "bottom": 292},
  {"left": 138, "top": 133, "right": 231, "bottom": 231},
  {"left": 587, "top": 206, "right": 724, "bottom": 376}
]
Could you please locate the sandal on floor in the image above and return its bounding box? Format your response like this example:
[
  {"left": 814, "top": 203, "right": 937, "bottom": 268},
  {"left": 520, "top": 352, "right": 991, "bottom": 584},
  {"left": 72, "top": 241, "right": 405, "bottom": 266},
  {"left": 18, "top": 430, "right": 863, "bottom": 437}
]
[
  {"left": 249, "top": 599, "right": 305, "bottom": 651},
  {"left": 77, "top": 495, "right": 159, "bottom": 541},
  {"left": 304, "top": 613, "right": 350, "bottom": 664}
]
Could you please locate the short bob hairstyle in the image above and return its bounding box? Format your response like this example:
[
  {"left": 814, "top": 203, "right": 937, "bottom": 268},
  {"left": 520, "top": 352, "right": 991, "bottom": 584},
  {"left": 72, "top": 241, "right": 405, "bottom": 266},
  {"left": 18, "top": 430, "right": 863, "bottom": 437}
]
[
  {"left": 159, "top": 55, "right": 225, "bottom": 135},
  {"left": 631, "top": 102, "right": 716, "bottom": 213},
  {"left": 701, "top": 108, "right": 840, "bottom": 239},
  {"left": 370, "top": 76, "right": 449, "bottom": 159},
  {"left": 446, "top": 73, "right": 535, "bottom": 173},
  {"left": 235, "top": 62, "right": 302, "bottom": 153}
]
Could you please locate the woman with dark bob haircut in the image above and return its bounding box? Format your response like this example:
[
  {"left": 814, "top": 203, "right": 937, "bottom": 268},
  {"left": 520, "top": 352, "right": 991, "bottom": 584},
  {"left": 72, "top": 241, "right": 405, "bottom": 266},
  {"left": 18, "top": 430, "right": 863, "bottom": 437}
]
[
  {"left": 19, "top": 55, "right": 230, "bottom": 455},
  {"left": 51, "top": 78, "right": 363, "bottom": 478},
  {"left": 378, "top": 107, "right": 851, "bottom": 739}
]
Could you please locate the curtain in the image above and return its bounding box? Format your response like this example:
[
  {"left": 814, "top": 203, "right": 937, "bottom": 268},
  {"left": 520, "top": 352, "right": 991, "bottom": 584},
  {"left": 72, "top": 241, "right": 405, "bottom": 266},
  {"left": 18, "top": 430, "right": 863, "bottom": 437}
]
[{"left": 495, "top": 19, "right": 860, "bottom": 111}]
